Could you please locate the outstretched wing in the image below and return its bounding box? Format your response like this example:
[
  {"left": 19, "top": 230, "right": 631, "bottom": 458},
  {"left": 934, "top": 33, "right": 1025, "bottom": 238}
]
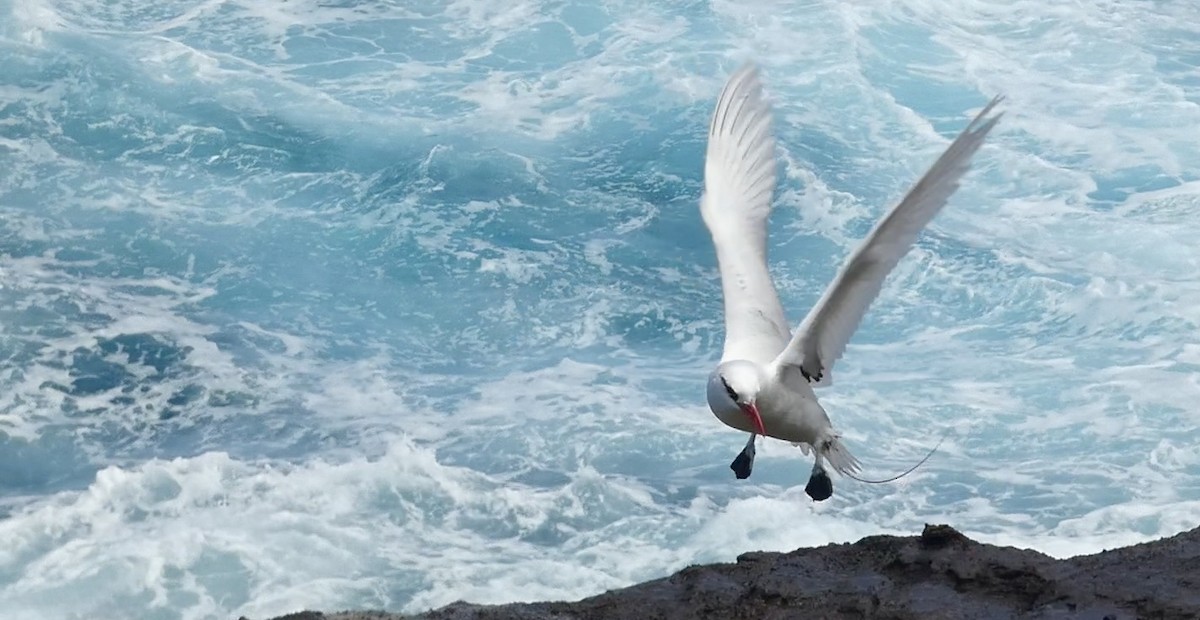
[
  {"left": 700, "top": 63, "right": 790, "bottom": 365},
  {"left": 774, "top": 96, "right": 1005, "bottom": 385}
]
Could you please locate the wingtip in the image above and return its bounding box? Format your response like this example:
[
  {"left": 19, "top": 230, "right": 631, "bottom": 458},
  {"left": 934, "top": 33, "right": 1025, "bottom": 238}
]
[
  {"left": 717, "top": 61, "right": 766, "bottom": 103},
  {"left": 730, "top": 60, "right": 761, "bottom": 79},
  {"left": 970, "top": 94, "right": 1006, "bottom": 129},
  {"left": 707, "top": 59, "right": 774, "bottom": 147},
  {"left": 719, "top": 62, "right": 764, "bottom": 101}
]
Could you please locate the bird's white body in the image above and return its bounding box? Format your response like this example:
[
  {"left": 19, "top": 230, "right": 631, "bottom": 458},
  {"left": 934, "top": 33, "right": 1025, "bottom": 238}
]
[{"left": 699, "top": 63, "right": 1003, "bottom": 494}]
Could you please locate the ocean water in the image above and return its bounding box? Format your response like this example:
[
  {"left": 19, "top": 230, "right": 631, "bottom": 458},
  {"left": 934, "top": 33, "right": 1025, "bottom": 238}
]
[{"left": 1, "top": 0, "right": 1199, "bottom": 618}]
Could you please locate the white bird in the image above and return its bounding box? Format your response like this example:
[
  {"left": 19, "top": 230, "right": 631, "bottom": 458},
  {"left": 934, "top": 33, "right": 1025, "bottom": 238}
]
[{"left": 700, "top": 63, "right": 1003, "bottom": 501}]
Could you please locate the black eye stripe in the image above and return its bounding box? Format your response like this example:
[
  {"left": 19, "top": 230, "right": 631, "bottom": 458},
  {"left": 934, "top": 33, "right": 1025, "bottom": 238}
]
[{"left": 721, "top": 376, "right": 738, "bottom": 401}]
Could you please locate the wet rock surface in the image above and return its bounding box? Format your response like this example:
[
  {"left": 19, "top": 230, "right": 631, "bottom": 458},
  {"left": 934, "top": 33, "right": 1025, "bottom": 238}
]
[{"left": 255, "top": 523, "right": 1200, "bottom": 620}]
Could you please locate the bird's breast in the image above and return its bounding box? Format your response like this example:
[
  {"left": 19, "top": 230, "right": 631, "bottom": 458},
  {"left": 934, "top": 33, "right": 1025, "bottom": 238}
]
[{"left": 756, "top": 383, "right": 825, "bottom": 444}]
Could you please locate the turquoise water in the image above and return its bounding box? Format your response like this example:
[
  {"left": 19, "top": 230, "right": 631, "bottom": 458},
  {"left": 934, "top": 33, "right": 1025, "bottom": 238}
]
[{"left": 1, "top": 1, "right": 1199, "bottom": 618}]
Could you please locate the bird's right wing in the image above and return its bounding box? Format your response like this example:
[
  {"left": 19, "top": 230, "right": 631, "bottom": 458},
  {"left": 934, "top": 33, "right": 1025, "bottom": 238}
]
[
  {"left": 701, "top": 64, "right": 791, "bottom": 365},
  {"left": 773, "top": 96, "right": 1005, "bottom": 385}
]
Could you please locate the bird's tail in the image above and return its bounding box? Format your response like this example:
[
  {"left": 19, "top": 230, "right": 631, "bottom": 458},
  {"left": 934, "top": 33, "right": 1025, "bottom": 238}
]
[
  {"left": 822, "top": 434, "right": 863, "bottom": 477},
  {"left": 826, "top": 429, "right": 951, "bottom": 485}
]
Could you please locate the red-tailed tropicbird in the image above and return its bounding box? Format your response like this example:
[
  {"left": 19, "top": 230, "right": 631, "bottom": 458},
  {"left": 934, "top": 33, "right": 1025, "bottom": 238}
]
[{"left": 701, "top": 63, "right": 1003, "bottom": 501}]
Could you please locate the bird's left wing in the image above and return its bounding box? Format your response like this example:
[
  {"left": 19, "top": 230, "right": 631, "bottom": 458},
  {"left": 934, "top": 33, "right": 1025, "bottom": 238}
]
[
  {"left": 700, "top": 63, "right": 792, "bottom": 365},
  {"left": 773, "top": 96, "right": 1005, "bottom": 385}
]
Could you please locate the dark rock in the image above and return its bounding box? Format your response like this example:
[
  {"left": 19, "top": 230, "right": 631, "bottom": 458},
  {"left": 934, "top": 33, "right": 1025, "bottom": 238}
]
[{"left": 256, "top": 523, "right": 1200, "bottom": 620}]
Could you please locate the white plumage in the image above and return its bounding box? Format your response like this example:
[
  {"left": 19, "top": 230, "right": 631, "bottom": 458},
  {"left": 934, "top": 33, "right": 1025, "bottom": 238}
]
[{"left": 700, "top": 63, "right": 1003, "bottom": 500}]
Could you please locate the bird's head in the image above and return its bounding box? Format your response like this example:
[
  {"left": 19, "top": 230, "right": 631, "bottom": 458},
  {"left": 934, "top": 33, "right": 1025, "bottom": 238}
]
[{"left": 709, "top": 360, "right": 767, "bottom": 436}]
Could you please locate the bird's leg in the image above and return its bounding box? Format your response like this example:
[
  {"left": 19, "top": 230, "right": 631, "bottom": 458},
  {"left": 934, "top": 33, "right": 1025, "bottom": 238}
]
[
  {"left": 730, "top": 433, "right": 756, "bottom": 479},
  {"left": 805, "top": 452, "right": 833, "bottom": 501}
]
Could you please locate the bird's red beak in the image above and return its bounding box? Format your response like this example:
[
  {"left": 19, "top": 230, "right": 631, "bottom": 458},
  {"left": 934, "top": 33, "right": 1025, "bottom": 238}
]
[{"left": 740, "top": 402, "right": 766, "bottom": 436}]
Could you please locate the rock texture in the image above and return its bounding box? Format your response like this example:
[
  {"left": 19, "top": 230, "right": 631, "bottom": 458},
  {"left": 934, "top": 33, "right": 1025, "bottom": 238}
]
[{"left": 256, "top": 523, "right": 1200, "bottom": 620}]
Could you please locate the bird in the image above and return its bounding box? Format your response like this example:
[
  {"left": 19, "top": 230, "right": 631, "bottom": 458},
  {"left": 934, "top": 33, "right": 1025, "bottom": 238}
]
[{"left": 699, "top": 63, "right": 1003, "bottom": 501}]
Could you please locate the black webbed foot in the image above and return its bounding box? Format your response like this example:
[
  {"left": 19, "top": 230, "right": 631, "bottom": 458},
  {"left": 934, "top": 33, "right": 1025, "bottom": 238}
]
[
  {"left": 730, "top": 448, "right": 754, "bottom": 479},
  {"left": 805, "top": 467, "right": 833, "bottom": 501},
  {"left": 800, "top": 366, "right": 824, "bottom": 383}
]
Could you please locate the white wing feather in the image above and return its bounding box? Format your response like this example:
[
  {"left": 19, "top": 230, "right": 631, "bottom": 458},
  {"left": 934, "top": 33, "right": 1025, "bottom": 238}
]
[
  {"left": 774, "top": 96, "right": 1005, "bottom": 385},
  {"left": 701, "top": 64, "right": 791, "bottom": 365}
]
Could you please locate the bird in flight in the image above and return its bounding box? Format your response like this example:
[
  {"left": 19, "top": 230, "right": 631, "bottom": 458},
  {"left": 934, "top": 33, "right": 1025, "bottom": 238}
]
[{"left": 700, "top": 63, "right": 1003, "bottom": 501}]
